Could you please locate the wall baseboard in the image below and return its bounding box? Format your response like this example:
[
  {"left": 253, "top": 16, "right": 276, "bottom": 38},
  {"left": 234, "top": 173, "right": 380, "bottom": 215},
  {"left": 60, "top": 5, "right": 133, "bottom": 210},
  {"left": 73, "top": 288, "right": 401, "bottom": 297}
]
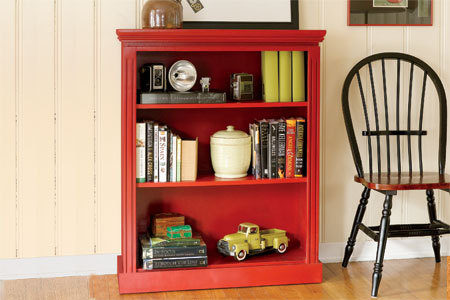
[
  {"left": 319, "top": 236, "right": 450, "bottom": 263},
  {"left": 0, "top": 237, "right": 448, "bottom": 280},
  {"left": 0, "top": 254, "right": 118, "bottom": 280}
]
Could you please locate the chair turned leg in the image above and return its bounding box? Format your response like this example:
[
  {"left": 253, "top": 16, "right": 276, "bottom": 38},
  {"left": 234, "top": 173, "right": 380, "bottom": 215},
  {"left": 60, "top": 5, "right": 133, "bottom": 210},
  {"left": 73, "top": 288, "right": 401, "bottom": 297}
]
[
  {"left": 426, "top": 189, "right": 441, "bottom": 263},
  {"left": 371, "top": 193, "right": 393, "bottom": 298},
  {"left": 342, "top": 187, "right": 370, "bottom": 267}
]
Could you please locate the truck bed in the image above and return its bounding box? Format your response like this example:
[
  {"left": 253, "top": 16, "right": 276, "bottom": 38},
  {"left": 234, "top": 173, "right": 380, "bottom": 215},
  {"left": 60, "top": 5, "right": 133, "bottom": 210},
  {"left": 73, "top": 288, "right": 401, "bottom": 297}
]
[{"left": 260, "top": 229, "right": 286, "bottom": 248}]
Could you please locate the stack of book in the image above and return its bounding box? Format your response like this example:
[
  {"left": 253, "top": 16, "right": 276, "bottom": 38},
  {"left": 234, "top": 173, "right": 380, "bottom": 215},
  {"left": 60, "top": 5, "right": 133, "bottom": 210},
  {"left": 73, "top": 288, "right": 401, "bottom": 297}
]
[
  {"left": 261, "top": 51, "right": 306, "bottom": 103},
  {"left": 140, "top": 212, "right": 208, "bottom": 270},
  {"left": 136, "top": 122, "right": 198, "bottom": 183},
  {"left": 249, "top": 117, "right": 306, "bottom": 179},
  {"left": 139, "top": 234, "right": 208, "bottom": 270}
]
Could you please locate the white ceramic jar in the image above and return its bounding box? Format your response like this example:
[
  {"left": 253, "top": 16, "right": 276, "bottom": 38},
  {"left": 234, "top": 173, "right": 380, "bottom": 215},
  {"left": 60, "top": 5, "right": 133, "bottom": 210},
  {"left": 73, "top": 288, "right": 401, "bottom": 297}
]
[{"left": 210, "top": 126, "right": 251, "bottom": 178}]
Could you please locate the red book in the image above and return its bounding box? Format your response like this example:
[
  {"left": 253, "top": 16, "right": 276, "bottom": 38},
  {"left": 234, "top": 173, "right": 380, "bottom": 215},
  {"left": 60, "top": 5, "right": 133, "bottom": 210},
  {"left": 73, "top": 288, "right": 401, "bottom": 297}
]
[{"left": 285, "top": 118, "right": 296, "bottom": 178}]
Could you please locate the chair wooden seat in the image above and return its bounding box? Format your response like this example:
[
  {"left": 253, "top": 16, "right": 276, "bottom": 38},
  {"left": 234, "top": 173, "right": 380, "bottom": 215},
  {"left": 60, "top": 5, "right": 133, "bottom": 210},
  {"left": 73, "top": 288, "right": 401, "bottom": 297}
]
[{"left": 354, "top": 172, "right": 450, "bottom": 191}]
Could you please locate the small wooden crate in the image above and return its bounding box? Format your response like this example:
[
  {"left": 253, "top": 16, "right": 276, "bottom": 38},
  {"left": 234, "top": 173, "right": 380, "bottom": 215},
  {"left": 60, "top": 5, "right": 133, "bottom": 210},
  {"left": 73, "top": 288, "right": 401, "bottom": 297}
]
[{"left": 151, "top": 213, "right": 185, "bottom": 237}]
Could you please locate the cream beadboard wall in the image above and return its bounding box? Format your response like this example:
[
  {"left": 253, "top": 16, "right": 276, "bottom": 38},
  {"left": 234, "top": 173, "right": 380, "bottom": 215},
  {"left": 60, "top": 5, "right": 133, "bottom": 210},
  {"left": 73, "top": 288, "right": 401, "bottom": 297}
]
[{"left": 0, "top": 0, "right": 449, "bottom": 261}]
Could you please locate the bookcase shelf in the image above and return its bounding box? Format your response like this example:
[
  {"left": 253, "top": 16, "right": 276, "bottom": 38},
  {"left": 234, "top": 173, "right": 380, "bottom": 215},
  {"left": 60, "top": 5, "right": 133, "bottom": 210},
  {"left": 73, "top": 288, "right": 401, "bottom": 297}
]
[
  {"left": 117, "top": 29, "right": 326, "bottom": 294},
  {"left": 136, "top": 101, "right": 308, "bottom": 110},
  {"left": 137, "top": 175, "right": 308, "bottom": 188}
]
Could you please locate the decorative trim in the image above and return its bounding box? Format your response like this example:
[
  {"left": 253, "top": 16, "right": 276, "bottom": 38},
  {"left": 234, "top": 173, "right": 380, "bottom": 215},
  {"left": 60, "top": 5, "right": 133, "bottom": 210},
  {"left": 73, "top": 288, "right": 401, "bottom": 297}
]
[
  {"left": 319, "top": 236, "right": 450, "bottom": 263},
  {"left": 0, "top": 254, "right": 118, "bottom": 280}
]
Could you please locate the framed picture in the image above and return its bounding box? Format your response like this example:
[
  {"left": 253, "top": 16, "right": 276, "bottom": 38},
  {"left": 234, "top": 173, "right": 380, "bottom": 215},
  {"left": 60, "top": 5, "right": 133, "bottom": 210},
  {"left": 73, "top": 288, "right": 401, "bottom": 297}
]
[
  {"left": 348, "top": 0, "right": 432, "bottom": 26},
  {"left": 182, "top": 0, "right": 299, "bottom": 29}
]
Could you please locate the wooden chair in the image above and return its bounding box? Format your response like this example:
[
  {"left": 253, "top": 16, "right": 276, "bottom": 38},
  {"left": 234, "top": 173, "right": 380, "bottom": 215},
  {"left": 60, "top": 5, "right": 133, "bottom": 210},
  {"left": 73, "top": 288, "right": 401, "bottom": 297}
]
[{"left": 341, "top": 52, "right": 450, "bottom": 297}]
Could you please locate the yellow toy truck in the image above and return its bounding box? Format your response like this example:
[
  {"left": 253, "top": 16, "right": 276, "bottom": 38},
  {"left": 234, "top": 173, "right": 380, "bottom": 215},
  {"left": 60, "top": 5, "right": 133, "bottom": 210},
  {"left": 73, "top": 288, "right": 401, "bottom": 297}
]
[{"left": 217, "top": 222, "right": 289, "bottom": 261}]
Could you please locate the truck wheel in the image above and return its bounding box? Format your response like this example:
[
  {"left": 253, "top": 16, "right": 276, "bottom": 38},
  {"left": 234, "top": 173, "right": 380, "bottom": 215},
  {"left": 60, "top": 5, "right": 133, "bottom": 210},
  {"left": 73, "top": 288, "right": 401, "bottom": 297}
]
[
  {"left": 235, "top": 249, "right": 247, "bottom": 261},
  {"left": 276, "top": 243, "right": 287, "bottom": 254}
]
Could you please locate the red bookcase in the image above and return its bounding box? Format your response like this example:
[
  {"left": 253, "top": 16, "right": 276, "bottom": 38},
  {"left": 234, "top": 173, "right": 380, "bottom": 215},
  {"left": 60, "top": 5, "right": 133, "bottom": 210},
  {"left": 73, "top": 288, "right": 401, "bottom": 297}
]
[{"left": 116, "top": 29, "right": 326, "bottom": 294}]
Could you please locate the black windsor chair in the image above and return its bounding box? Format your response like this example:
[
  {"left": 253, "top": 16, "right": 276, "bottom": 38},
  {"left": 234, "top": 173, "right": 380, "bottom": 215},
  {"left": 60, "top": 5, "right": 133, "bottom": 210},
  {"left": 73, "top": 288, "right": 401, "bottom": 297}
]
[{"left": 341, "top": 52, "right": 450, "bottom": 297}]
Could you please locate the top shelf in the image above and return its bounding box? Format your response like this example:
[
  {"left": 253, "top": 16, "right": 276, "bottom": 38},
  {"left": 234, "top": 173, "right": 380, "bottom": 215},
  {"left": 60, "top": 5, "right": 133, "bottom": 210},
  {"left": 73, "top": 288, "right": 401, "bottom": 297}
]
[{"left": 137, "top": 101, "right": 308, "bottom": 110}]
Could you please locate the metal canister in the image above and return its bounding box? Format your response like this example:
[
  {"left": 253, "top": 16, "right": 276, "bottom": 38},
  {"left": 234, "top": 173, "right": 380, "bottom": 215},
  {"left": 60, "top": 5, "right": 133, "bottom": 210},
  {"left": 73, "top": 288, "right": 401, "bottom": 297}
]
[{"left": 168, "top": 60, "right": 197, "bottom": 92}]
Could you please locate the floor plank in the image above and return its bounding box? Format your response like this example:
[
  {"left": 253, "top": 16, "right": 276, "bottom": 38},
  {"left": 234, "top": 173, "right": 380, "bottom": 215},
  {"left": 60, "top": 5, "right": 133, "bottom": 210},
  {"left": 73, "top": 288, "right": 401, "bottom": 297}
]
[{"left": 0, "top": 258, "right": 447, "bottom": 300}]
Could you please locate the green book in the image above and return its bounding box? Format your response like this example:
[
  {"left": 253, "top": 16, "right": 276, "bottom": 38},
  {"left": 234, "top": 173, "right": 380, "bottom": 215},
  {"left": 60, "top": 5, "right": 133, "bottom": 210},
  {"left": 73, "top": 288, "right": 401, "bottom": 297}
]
[
  {"left": 261, "top": 51, "right": 279, "bottom": 102},
  {"left": 292, "top": 51, "right": 306, "bottom": 102},
  {"left": 279, "top": 51, "right": 292, "bottom": 102},
  {"left": 140, "top": 234, "right": 207, "bottom": 259}
]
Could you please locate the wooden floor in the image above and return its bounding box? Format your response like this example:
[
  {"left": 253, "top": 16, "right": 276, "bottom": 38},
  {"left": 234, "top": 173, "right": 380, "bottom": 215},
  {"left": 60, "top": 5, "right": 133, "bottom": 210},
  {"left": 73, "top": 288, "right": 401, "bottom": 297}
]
[{"left": 0, "top": 257, "right": 447, "bottom": 300}]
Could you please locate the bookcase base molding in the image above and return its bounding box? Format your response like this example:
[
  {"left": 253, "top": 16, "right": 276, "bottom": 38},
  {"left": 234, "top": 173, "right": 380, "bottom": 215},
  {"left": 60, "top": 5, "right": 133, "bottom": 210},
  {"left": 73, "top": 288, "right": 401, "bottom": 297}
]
[
  {"left": 117, "top": 256, "right": 322, "bottom": 293},
  {"left": 117, "top": 29, "right": 326, "bottom": 294}
]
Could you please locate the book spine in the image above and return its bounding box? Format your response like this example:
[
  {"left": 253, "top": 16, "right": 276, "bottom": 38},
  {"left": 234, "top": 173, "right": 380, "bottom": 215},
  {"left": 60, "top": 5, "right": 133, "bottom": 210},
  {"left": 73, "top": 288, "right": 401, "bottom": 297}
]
[
  {"left": 285, "top": 119, "right": 296, "bottom": 178},
  {"left": 277, "top": 120, "right": 286, "bottom": 178},
  {"left": 167, "top": 130, "right": 172, "bottom": 182},
  {"left": 176, "top": 136, "right": 181, "bottom": 182},
  {"left": 295, "top": 118, "right": 306, "bottom": 177},
  {"left": 261, "top": 51, "right": 279, "bottom": 102},
  {"left": 259, "top": 120, "right": 269, "bottom": 178},
  {"left": 142, "top": 256, "right": 208, "bottom": 270},
  {"left": 153, "top": 123, "right": 159, "bottom": 182},
  {"left": 142, "top": 245, "right": 207, "bottom": 259},
  {"left": 279, "top": 51, "right": 292, "bottom": 102},
  {"left": 292, "top": 51, "right": 306, "bottom": 102},
  {"left": 158, "top": 126, "right": 168, "bottom": 183},
  {"left": 268, "top": 121, "right": 278, "bottom": 179},
  {"left": 136, "top": 123, "right": 146, "bottom": 183},
  {"left": 146, "top": 122, "right": 154, "bottom": 182},
  {"left": 249, "top": 123, "right": 255, "bottom": 176},
  {"left": 171, "top": 134, "right": 177, "bottom": 182},
  {"left": 254, "top": 124, "right": 262, "bottom": 179}
]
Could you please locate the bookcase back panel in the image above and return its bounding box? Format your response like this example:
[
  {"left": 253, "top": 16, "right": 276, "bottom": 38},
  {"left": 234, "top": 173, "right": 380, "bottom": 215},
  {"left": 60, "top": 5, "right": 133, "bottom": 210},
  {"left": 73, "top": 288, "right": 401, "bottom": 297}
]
[
  {"left": 137, "top": 106, "right": 307, "bottom": 173},
  {"left": 136, "top": 184, "right": 308, "bottom": 256},
  {"left": 136, "top": 51, "right": 262, "bottom": 100}
]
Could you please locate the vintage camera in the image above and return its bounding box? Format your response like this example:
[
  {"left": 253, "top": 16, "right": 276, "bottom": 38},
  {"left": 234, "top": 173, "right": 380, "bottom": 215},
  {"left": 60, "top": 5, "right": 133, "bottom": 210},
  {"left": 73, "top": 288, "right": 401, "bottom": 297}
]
[
  {"left": 230, "top": 73, "right": 254, "bottom": 101},
  {"left": 140, "top": 63, "right": 167, "bottom": 92}
]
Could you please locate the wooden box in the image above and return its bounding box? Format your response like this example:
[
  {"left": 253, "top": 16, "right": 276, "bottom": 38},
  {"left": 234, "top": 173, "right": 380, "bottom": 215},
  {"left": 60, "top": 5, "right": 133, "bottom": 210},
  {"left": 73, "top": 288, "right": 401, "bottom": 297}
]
[{"left": 151, "top": 213, "right": 185, "bottom": 237}]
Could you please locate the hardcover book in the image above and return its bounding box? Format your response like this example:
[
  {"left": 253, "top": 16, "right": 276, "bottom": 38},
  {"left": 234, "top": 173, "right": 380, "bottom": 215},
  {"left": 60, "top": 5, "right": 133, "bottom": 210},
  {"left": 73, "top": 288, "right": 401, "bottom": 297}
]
[
  {"left": 268, "top": 120, "right": 278, "bottom": 179},
  {"left": 158, "top": 126, "right": 169, "bottom": 183},
  {"left": 171, "top": 134, "right": 178, "bottom": 182},
  {"left": 140, "top": 235, "right": 207, "bottom": 259},
  {"left": 142, "top": 256, "right": 208, "bottom": 270},
  {"left": 136, "top": 123, "right": 146, "bottom": 183},
  {"left": 249, "top": 124, "right": 255, "bottom": 176},
  {"left": 176, "top": 136, "right": 181, "bottom": 182},
  {"left": 258, "top": 119, "right": 269, "bottom": 178},
  {"left": 146, "top": 121, "right": 154, "bottom": 182},
  {"left": 279, "top": 51, "right": 292, "bottom": 102},
  {"left": 292, "top": 51, "right": 306, "bottom": 102},
  {"left": 181, "top": 138, "right": 198, "bottom": 181},
  {"left": 295, "top": 117, "right": 306, "bottom": 177},
  {"left": 285, "top": 118, "right": 296, "bottom": 178},
  {"left": 253, "top": 124, "right": 262, "bottom": 179},
  {"left": 277, "top": 119, "right": 286, "bottom": 178},
  {"left": 261, "top": 51, "right": 279, "bottom": 102},
  {"left": 153, "top": 123, "right": 159, "bottom": 183}
]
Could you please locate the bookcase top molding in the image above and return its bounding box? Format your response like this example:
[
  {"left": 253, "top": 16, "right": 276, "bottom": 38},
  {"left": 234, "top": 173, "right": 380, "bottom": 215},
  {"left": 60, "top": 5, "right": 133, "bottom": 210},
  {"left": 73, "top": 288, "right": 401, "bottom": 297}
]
[{"left": 116, "top": 29, "right": 326, "bottom": 49}]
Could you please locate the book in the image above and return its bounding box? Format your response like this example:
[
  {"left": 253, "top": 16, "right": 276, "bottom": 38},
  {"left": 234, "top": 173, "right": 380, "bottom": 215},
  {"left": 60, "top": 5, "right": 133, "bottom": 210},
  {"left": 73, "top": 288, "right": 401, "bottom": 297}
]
[
  {"left": 277, "top": 119, "right": 286, "bottom": 178},
  {"left": 140, "top": 234, "right": 207, "bottom": 259},
  {"left": 153, "top": 123, "right": 159, "bottom": 183},
  {"left": 136, "top": 123, "right": 146, "bottom": 183},
  {"left": 167, "top": 130, "right": 172, "bottom": 182},
  {"left": 176, "top": 136, "right": 182, "bottom": 182},
  {"left": 249, "top": 124, "right": 255, "bottom": 176},
  {"left": 295, "top": 117, "right": 306, "bottom": 177},
  {"left": 285, "top": 118, "right": 296, "bottom": 178},
  {"left": 258, "top": 119, "right": 269, "bottom": 178},
  {"left": 147, "top": 235, "right": 201, "bottom": 248},
  {"left": 253, "top": 124, "right": 262, "bottom": 179},
  {"left": 292, "top": 51, "right": 306, "bottom": 102},
  {"left": 142, "top": 256, "right": 208, "bottom": 270},
  {"left": 146, "top": 121, "right": 154, "bottom": 182},
  {"left": 171, "top": 134, "right": 178, "bottom": 182},
  {"left": 140, "top": 91, "right": 226, "bottom": 104},
  {"left": 181, "top": 138, "right": 198, "bottom": 181},
  {"left": 158, "top": 126, "right": 168, "bottom": 183},
  {"left": 268, "top": 120, "right": 278, "bottom": 179},
  {"left": 261, "top": 51, "right": 279, "bottom": 102},
  {"left": 279, "top": 51, "right": 292, "bottom": 102}
]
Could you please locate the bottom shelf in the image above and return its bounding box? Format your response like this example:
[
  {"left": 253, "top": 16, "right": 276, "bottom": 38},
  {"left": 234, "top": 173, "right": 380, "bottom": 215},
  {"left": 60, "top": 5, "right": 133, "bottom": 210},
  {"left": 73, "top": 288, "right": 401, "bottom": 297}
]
[{"left": 117, "top": 255, "right": 322, "bottom": 294}]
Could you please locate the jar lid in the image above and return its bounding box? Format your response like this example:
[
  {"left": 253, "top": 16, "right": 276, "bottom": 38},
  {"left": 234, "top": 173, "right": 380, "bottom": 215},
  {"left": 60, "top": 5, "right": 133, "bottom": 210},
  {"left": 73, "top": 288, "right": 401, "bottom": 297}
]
[{"left": 211, "top": 126, "right": 249, "bottom": 139}]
